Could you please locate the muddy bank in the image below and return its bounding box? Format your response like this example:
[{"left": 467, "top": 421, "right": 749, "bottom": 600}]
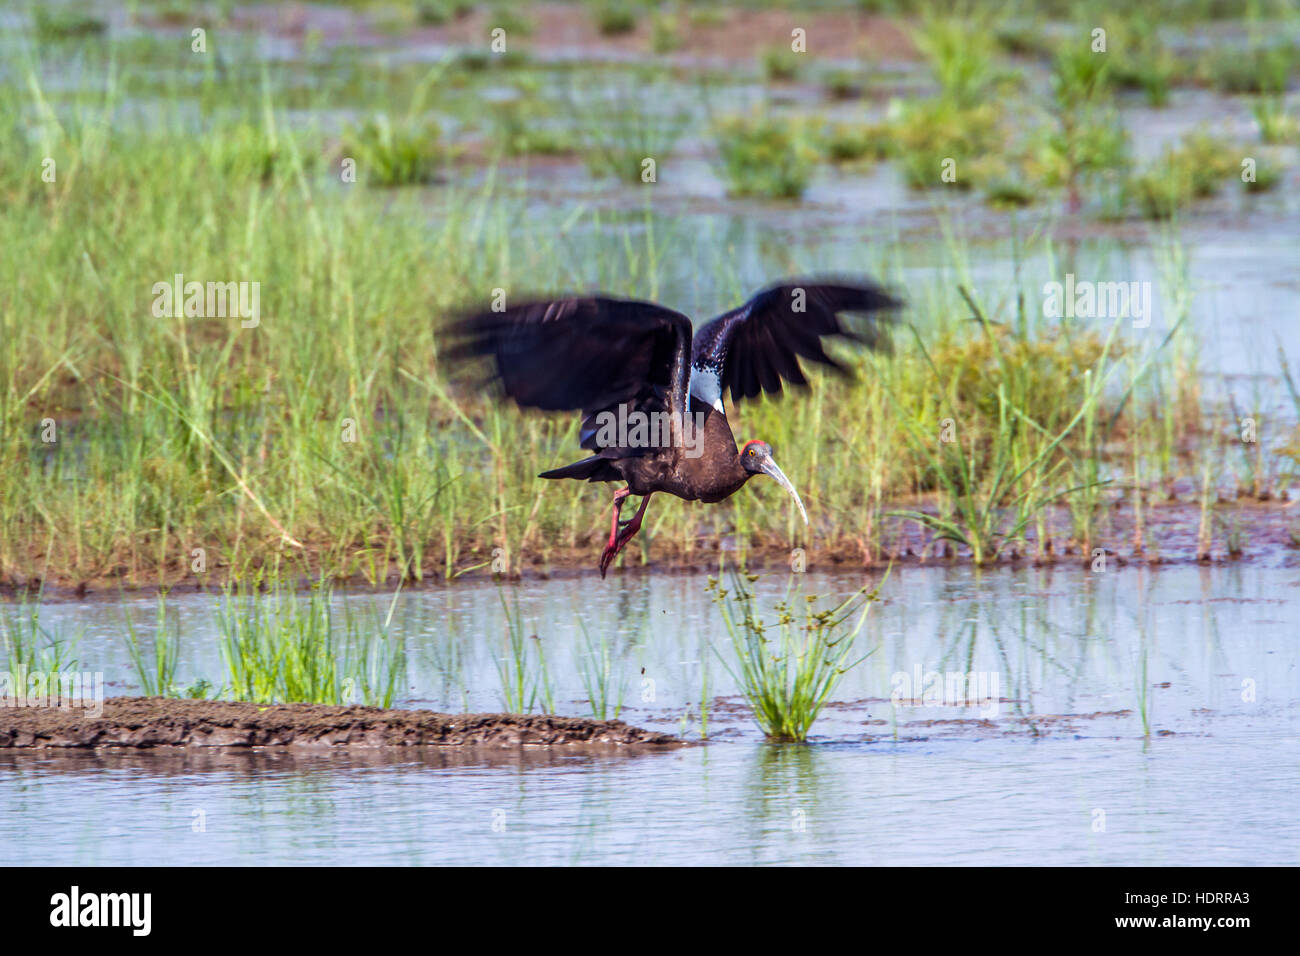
[
  {"left": 209, "top": 2, "right": 917, "bottom": 66},
  {"left": 3, "top": 496, "right": 1295, "bottom": 598},
  {"left": 0, "top": 697, "right": 682, "bottom": 750}
]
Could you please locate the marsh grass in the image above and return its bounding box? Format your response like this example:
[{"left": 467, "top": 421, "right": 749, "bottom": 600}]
[
  {"left": 0, "top": 31, "right": 1287, "bottom": 588},
  {"left": 650, "top": 11, "right": 681, "bottom": 53},
  {"left": 491, "top": 98, "right": 572, "bottom": 156},
  {"left": 909, "top": 9, "right": 999, "bottom": 108},
  {"left": 578, "top": 81, "right": 690, "bottom": 183},
  {"left": 1279, "top": 346, "right": 1300, "bottom": 489},
  {"left": 217, "top": 579, "right": 407, "bottom": 707},
  {"left": 1243, "top": 158, "right": 1282, "bottom": 192},
  {"left": 123, "top": 593, "right": 184, "bottom": 698},
  {"left": 590, "top": 1, "right": 639, "bottom": 36},
  {"left": 709, "top": 569, "right": 879, "bottom": 743},
  {"left": 824, "top": 68, "right": 865, "bottom": 100},
  {"left": 1126, "top": 129, "right": 1238, "bottom": 219},
  {"left": 1253, "top": 96, "right": 1299, "bottom": 143},
  {"left": 486, "top": 3, "right": 535, "bottom": 37},
  {"left": 345, "top": 114, "right": 444, "bottom": 186},
  {"left": 888, "top": 295, "right": 1115, "bottom": 563},
  {"left": 574, "top": 617, "right": 625, "bottom": 720},
  {"left": 416, "top": 0, "right": 476, "bottom": 25},
  {"left": 1203, "top": 41, "right": 1295, "bottom": 94},
  {"left": 760, "top": 45, "right": 802, "bottom": 83},
  {"left": 33, "top": 9, "right": 106, "bottom": 40},
  {"left": 1105, "top": 13, "right": 1182, "bottom": 107},
  {"left": 983, "top": 177, "right": 1037, "bottom": 208},
  {"left": 715, "top": 112, "right": 814, "bottom": 198},
  {"left": 1032, "top": 41, "right": 1130, "bottom": 210},
  {"left": 890, "top": 98, "right": 1002, "bottom": 190},
  {"left": 494, "top": 586, "right": 554, "bottom": 713},
  {"left": 0, "top": 595, "right": 81, "bottom": 688},
  {"left": 819, "top": 122, "right": 891, "bottom": 164}
]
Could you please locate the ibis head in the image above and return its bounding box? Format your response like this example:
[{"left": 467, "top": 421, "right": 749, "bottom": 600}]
[{"left": 740, "top": 440, "right": 808, "bottom": 526}]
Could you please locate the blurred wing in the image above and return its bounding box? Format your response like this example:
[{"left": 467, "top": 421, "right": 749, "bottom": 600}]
[
  {"left": 689, "top": 278, "right": 901, "bottom": 412},
  {"left": 442, "top": 295, "right": 694, "bottom": 437}
]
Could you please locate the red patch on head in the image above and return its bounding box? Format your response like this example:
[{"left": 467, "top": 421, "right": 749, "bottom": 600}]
[{"left": 741, "top": 439, "right": 765, "bottom": 455}]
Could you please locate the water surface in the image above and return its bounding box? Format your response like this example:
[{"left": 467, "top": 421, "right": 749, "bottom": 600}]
[{"left": 3, "top": 564, "right": 1297, "bottom": 865}]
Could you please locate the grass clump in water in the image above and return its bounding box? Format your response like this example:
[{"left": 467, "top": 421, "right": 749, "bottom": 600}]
[
  {"left": 574, "top": 618, "right": 625, "bottom": 720},
  {"left": 492, "top": 98, "right": 572, "bottom": 156},
  {"left": 416, "top": 0, "right": 476, "bottom": 25},
  {"left": 122, "top": 594, "right": 215, "bottom": 699},
  {"left": 1253, "top": 96, "right": 1299, "bottom": 144},
  {"left": 885, "top": 294, "right": 1151, "bottom": 563},
  {"left": 486, "top": 3, "right": 535, "bottom": 37},
  {"left": 1242, "top": 158, "right": 1282, "bottom": 192},
  {"left": 760, "top": 45, "right": 802, "bottom": 82},
  {"left": 34, "top": 9, "right": 107, "bottom": 40},
  {"left": 1105, "top": 14, "right": 1183, "bottom": 107},
  {"left": 579, "top": 82, "right": 688, "bottom": 182},
  {"left": 650, "top": 11, "right": 681, "bottom": 52},
  {"left": 1125, "top": 129, "right": 1237, "bottom": 219},
  {"left": 345, "top": 115, "right": 444, "bottom": 187},
  {"left": 824, "top": 68, "right": 864, "bottom": 100},
  {"left": 493, "top": 586, "right": 555, "bottom": 714},
  {"left": 1202, "top": 41, "right": 1295, "bottom": 94},
  {"left": 1, "top": 598, "right": 81, "bottom": 692},
  {"left": 708, "top": 570, "right": 879, "bottom": 743},
  {"left": 590, "top": 1, "right": 639, "bottom": 36},
  {"left": 890, "top": 98, "right": 1002, "bottom": 190},
  {"left": 716, "top": 113, "right": 813, "bottom": 199},
  {"left": 1027, "top": 39, "right": 1130, "bottom": 211},
  {"left": 217, "top": 580, "right": 407, "bottom": 707},
  {"left": 819, "top": 121, "right": 891, "bottom": 164},
  {"left": 124, "top": 594, "right": 183, "bottom": 698},
  {"left": 909, "top": 11, "right": 1000, "bottom": 108}
]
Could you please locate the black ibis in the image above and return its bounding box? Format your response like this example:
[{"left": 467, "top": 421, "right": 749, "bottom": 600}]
[{"left": 444, "top": 278, "right": 901, "bottom": 577}]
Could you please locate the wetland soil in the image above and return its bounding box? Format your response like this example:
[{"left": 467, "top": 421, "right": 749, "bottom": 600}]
[
  {"left": 4, "top": 496, "right": 1294, "bottom": 597},
  {"left": 213, "top": 2, "right": 917, "bottom": 65},
  {"left": 0, "top": 697, "right": 682, "bottom": 750}
]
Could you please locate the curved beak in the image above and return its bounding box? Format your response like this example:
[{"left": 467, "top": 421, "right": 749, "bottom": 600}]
[{"left": 759, "top": 457, "right": 808, "bottom": 526}]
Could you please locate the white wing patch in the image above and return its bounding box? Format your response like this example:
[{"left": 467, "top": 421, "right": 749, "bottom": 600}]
[{"left": 688, "top": 363, "right": 726, "bottom": 415}]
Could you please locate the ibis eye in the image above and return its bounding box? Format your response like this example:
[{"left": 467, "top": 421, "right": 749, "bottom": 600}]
[{"left": 748, "top": 448, "right": 756, "bottom": 456}]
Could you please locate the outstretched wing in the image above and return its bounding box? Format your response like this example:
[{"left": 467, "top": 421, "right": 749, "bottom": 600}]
[
  {"left": 442, "top": 295, "right": 694, "bottom": 448},
  {"left": 689, "top": 278, "right": 901, "bottom": 412}
]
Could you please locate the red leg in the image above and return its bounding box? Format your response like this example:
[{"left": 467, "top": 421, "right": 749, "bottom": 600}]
[
  {"left": 600, "top": 487, "right": 631, "bottom": 578},
  {"left": 600, "top": 492, "right": 652, "bottom": 578},
  {"left": 618, "top": 493, "right": 652, "bottom": 542}
]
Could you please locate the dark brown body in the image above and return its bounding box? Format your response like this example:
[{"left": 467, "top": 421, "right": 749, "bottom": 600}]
[{"left": 612, "top": 404, "right": 751, "bottom": 503}]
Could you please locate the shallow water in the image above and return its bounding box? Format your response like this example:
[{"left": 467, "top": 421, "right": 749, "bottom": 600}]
[{"left": 3, "top": 564, "right": 1298, "bottom": 865}]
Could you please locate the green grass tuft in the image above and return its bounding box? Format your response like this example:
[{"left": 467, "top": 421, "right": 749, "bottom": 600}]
[
  {"left": 716, "top": 113, "right": 813, "bottom": 199},
  {"left": 709, "top": 569, "right": 879, "bottom": 743}
]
